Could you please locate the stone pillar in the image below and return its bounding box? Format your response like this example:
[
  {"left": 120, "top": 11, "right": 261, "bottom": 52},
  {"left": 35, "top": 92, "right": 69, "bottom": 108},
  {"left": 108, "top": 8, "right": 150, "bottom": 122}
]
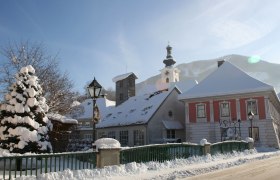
[
  {"left": 203, "top": 144, "right": 211, "bottom": 155},
  {"left": 248, "top": 142, "right": 254, "bottom": 150},
  {"left": 96, "top": 148, "right": 121, "bottom": 168}
]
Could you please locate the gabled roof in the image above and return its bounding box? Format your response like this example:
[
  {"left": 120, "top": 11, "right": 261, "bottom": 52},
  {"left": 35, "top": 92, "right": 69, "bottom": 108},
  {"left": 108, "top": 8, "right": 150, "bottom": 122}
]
[
  {"left": 112, "top": 72, "right": 138, "bottom": 83},
  {"left": 96, "top": 87, "right": 180, "bottom": 128},
  {"left": 47, "top": 113, "right": 78, "bottom": 124},
  {"left": 178, "top": 61, "right": 274, "bottom": 100},
  {"left": 75, "top": 98, "right": 115, "bottom": 120}
]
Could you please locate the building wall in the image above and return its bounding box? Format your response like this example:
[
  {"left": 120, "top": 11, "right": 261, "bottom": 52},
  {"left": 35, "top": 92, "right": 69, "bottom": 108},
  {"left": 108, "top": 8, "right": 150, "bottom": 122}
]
[
  {"left": 96, "top": 125, "right": 146, "bottom": 147},
  {"left": 184, "top": 93, "right": 280, "bottom": 148},
  {"left": 115, "top": 75, "right": 136, "bottom": 106},
  {"left": 147, "top": 89, "right": 185, "bottom": 144}
]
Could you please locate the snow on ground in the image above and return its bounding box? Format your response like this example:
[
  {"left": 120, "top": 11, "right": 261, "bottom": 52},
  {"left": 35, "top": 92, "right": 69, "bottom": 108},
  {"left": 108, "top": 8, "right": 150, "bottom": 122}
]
[{"left": 14, "top": 147, "right": 280, "bottom": 180}]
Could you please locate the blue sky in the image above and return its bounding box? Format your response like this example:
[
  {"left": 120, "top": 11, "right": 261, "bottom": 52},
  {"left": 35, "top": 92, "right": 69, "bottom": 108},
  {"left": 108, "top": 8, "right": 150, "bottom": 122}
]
[{"left": 1, "top": 0, "right": 280, "bottom": 93}]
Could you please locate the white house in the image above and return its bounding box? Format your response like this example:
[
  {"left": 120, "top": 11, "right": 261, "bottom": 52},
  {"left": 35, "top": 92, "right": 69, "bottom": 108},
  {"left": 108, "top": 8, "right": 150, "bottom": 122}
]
[{"left": 179, "top": 61, "right": 280, "bottom": 148}]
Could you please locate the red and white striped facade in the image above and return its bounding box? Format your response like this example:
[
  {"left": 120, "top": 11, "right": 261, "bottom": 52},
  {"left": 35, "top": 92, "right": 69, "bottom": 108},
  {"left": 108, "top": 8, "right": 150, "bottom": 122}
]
[{"left": 179, "top": 61, "right": 280, "bottom": 148}]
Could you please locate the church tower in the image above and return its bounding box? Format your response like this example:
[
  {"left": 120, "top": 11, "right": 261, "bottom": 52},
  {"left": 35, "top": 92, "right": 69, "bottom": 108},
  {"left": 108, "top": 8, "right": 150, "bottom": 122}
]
[{"left": 160, "top": 44, "right": 180, "bottom": 83}]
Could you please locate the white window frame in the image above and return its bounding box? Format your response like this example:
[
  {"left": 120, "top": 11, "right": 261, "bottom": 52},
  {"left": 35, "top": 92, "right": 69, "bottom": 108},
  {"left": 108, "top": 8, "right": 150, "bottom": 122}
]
[
  {"left": 120, "top": 131, "right": 129, "bottom": 146},
  {"left": 133, "top": 130, "right": 144, "bottom": 146},
  {"left": 196, "top": 103, "right": 206, "bottom": 118},
  {"left": 108, "top": 131, "right": 116, "bottom": 139},
  {"left": 220, "top": 101, "right": 230, "bottom": 117},
  {"left": 85, "top": 122, "right": 90, "bottom": 127},
  {"left": 246, "top": 99, "right": 258, "bottom": 115}
]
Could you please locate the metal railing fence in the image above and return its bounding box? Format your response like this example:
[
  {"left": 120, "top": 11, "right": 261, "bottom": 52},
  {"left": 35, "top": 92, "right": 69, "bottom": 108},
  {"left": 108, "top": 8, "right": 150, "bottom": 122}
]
[
  {"left": 0, "top": 151, "right": 96, "bottom": 180},
  {"left": 120, "top": 143, "right": 203, "bottom": 164}
]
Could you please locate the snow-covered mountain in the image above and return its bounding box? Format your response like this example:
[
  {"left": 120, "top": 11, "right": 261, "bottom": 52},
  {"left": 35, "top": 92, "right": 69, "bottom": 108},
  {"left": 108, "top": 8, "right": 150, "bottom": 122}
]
[{"left": 136, "top": 54, "right": 280, "bottom": 94}]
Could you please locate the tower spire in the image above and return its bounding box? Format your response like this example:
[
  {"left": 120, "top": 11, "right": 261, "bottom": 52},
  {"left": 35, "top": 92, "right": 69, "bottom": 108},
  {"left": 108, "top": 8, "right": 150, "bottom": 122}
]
[{"left": 163, "top": 44, "right": 176, "bottom": 67}]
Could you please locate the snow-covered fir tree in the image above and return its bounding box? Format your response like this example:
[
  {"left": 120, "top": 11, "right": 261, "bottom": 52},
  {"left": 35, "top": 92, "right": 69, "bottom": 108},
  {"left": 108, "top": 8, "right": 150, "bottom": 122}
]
[{"left": 0, "top": 65, "right": 53, "bottom": 154}]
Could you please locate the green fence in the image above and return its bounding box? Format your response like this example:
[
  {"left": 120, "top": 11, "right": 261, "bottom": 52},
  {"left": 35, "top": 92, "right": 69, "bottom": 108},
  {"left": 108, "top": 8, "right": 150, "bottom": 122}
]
[
  {"left": 120, "top": 143, "right": 203, "bottom": 164},
  {"left": 210, "top": 141, "right": 249, "bottom": 155},
  {"left": 0, "top": 151, "right": 96, "bottom": 180}
]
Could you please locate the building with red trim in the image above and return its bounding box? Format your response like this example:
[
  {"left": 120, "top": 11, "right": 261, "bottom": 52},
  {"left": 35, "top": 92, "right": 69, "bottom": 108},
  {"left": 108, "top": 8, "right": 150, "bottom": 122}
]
[{"left": 179, "top": 61, "right": 280, "bottom": 148}]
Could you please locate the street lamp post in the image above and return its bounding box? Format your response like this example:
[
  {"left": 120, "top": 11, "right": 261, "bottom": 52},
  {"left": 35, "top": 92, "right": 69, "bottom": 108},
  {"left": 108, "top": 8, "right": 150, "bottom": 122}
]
[
  {"left": 248, "top": 111, "right": 254, "bottom": 138},
  {"left": 87, "top": 77, "right": 103, "bottom": 143}
]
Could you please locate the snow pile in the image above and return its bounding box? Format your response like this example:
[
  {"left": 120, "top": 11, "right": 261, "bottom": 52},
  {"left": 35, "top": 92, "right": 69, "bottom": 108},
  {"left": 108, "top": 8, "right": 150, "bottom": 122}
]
[
  {"left": 95, "top": 138, "right": 121, "bottom": 149},
  {"left": 246, "top": 137, "right": 254, "bottom": 143},
  {"left": 14, "top": 148, "right": 280, "bottom": 180},
  {"left": 200, "top": 139, "right": 210, "bottom": 146}
]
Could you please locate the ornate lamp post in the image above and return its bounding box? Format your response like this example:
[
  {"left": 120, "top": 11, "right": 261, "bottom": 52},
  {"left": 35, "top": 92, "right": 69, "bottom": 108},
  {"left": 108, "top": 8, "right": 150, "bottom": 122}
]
[
  {"left": 87, "top": 77, "right": 102, "bottom": 143},
  {"left": 248, "top": 111, "right": 254, "bottom": 138}
]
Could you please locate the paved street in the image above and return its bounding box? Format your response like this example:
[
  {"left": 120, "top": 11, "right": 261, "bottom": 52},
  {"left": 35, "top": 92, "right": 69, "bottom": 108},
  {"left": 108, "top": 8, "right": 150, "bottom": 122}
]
[{"left": 188, "top": 154, "right": 280, "bottom": 180}]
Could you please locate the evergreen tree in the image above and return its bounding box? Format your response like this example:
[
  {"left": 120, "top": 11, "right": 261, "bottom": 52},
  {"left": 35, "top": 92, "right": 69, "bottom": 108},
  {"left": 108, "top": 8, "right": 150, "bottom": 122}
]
[{"left": 0, "top": 65, "right": 52, "bottom": 154}]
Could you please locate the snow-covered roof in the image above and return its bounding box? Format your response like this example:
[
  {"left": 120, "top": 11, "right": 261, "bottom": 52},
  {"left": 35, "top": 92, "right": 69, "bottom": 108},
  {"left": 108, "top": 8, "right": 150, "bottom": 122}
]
[
  {"left": 162, "top": 120, "right": 183, "bottom": 130},
  {"left": 137, "top": 79, "right": 198, "bottom": 95},
  {"left": 75, "top": 98, "right": 115, "bottom": 120},
  {"left": 178, "top": 61, "right": 274, "bottom": 100},
  {"left": 96, "top": 87, "right": 180, "bottom": 128},
  {"left": 47, "top": 113, "right": 78, "bottom": 124},
  {"left": 112, "top": 72, "right": 138, "bottom": 83}
]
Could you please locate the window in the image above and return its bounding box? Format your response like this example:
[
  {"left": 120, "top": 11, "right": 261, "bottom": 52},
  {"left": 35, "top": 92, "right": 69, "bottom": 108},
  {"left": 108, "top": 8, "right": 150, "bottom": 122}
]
[
  {"left": 220, "top": 102, "right": 230, "bottom": 117},
  {"left": 84, "top": 134, "right": 92, "bottom": 139},
  {"left": 133, "top": 130, "right": 144, "bottom": 146},
  {"left": 78, "top": 122, "right": 83, "bottom": 127},
  {"left": 119, "top": 93, "right": 123, "bottom": 101},
  {"left": 247, "top": 100, "right": 258, "bottom": 115},
  {"left": 167, "top": 130, "right": 175, "bottom": 139},
  {"left": 166, "top": 78, "right": 169, "bottom": 83},
  {"left": 196, "top": 104, "right": 206, "bottom": 118},
  {"left": 248, "top": 127, "right": 259, "bottom": 142},
  {"left": 85, "top": 122, "right": 90, "bottom": 127},
  {"left": 98, "top": 132, "right": 106, "bottom": 138},
  {"left": 108, "top": 131, "right": 116, "bottom": 139},
  {"left": 120, "top": 131, "right": 129, "bottom": 146},
  {"left": 168, "top": 110, "right": 173, "bottom": 117},
  {"left": 119, "top": 81, "right": 123, "bottom": 88}
]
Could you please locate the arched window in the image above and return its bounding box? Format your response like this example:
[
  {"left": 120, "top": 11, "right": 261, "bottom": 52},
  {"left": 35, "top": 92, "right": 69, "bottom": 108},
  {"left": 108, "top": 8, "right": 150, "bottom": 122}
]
[{"left": 166, "top": 78, "right": 169, "bottom": 83}]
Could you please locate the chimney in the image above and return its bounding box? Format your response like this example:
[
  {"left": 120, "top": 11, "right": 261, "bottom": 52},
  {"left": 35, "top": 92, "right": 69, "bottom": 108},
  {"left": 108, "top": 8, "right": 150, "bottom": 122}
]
[{"left": 218, "top": 60, "right": 225, "bottom": 67}]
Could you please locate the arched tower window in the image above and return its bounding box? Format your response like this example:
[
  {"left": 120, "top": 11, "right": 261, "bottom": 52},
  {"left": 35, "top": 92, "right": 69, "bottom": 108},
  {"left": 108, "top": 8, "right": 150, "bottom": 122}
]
[{"left": 166, "top": 78, "right": 169, "bottom": 83}]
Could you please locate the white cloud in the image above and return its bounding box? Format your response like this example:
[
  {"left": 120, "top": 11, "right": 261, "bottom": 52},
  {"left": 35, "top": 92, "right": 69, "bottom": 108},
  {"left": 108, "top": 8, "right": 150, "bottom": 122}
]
[
  {"left": 211, "top": 20, "right": 263, "bottom": 49},
  {"left": 116, "top": 32, "right": 141, "bottom": 75},
  {"left": 147, "top": 0, "right": 280, "bottom": 51}
]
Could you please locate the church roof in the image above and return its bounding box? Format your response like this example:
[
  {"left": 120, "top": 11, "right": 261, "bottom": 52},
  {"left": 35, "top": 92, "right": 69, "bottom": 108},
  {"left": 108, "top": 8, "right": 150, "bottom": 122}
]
[{"left": 178, "top": 61, "right": 274, "bottom": 100}]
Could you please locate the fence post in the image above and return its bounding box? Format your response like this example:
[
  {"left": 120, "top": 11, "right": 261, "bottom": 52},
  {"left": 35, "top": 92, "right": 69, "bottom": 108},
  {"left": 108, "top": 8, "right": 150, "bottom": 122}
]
[
  {"left": 203, "top": 144, "right": 211, "bottom": 155},
  {"left": 200, "top": 139, "right": 211, "bottom": 155},
  {"left": 96, "top": 148, "right": 121, "bottom": 168},
  {"left": 246, "top": 137, "right": 254, "bottom": 150}
]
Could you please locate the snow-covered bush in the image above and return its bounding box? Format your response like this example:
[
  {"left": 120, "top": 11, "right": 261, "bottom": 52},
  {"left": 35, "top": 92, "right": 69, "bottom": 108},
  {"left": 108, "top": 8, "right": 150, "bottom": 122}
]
[{"left": 0, "top": 65, "right": 53, "bottom": 154}]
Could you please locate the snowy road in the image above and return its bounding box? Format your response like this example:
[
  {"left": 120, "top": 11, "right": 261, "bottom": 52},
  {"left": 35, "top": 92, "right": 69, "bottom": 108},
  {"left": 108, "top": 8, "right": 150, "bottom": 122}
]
[
  {"left": 14, "top": 149, "right": 280, "bottom": 180},
  {"left": 188, "top": 153, "right": 280, "bottom": 180}
]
